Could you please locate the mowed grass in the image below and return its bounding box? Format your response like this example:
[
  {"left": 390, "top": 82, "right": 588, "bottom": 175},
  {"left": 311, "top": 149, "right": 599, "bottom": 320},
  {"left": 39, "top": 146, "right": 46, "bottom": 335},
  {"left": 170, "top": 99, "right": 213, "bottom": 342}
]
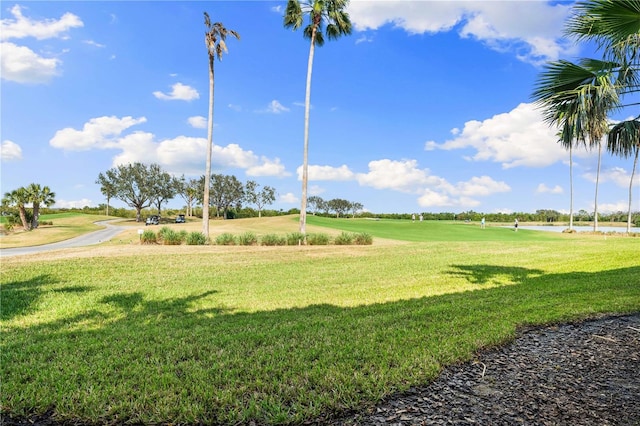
[
  {"left": 1, "top": 216, "right": 639, "bottom": 425},
  {"left": 0, "top": 213, "right": 112, "bottom": 249}
]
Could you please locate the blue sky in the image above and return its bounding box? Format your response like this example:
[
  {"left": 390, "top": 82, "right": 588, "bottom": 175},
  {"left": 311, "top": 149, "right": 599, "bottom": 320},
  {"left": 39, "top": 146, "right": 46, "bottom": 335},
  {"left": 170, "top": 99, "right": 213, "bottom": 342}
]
[{"left": 2, "top": 0, "right": 639, "bottom": 215}]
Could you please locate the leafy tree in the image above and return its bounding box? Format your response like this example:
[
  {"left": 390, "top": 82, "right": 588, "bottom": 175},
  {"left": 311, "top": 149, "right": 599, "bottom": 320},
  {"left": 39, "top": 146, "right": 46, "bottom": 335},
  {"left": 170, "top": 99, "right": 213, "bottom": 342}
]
[
  {"left": 25, "top": 183, "right": 56, "bottom": 229},
  {"left": 97, "top": 177, "right": 117, "bottom": 217},
  {"left": 150, "top": 165, "right": 181, "bottom": 217},
  {"left": 327, "top": 198, "right": 351, "bottom": 218},
  {"left": 2, "top": 187, "right": 30, "bottom": 231},
  {"left": 97, "top": 163, "right": 162, "bottom": 222},
  {"left": 178, "top": 177, "right": 200, "bottom": 217},
  {"left": 199, "top": 174, "right": 245, "bottom": 219},
  {"left": 202, "top": 12, "right": 240, "bottom": 238},
  {"left": 245, "top": 180, "right": 276, "bottom": 218},
  {"left": 350, "top": 201, "right": 363, "bottom": 218},
  {"left": 307, "top": 195, "right": 325, "bottom": 215},
  {"left": 284, "top": 0, "right": 352, "bottom": 237}
]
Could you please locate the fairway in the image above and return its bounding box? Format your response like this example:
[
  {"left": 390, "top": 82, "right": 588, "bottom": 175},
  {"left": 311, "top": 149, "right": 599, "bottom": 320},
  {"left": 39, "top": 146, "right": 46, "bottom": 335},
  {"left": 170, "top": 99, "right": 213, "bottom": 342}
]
[{"left": 1, "top": 215, "right": 638, "bottom": 425}]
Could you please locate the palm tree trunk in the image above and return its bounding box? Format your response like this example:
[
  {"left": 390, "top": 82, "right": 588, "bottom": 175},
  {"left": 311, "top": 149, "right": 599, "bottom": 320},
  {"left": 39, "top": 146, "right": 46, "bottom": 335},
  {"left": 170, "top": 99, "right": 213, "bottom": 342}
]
[
  {"left": 299, "top": 26, "right": 317, "bottom": 238},
  {"left": 627, "top": 146, "right": 639, "bottom": 233},
  {"left": 203, "top": 54, "right": 215, "bottom": 239},
  {"left": 32, "top": 202, "right": 40, "bottom": 229},
  {"left": 593, "top": 140, "right": 602, "bottom": 232},
  {"left": 18, "top": 206, "right": 29, "bottom": 231},
  {"left": 569, "top": 145, "right": 574, "bottom": 231}
]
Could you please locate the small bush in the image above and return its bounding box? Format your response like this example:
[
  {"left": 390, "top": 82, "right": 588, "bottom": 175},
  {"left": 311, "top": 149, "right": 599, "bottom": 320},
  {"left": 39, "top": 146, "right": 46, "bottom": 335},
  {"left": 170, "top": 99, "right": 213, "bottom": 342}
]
[
  {"left": 186, "top": 232, "right": 208, "bottom": 245},
  {"left": 162, "top": 229, "right": 185, "bottom": 245},
  {"left": 158, "top": 226, "right": 173, "bottom": 241},
  {"left": 334, "top": 232, "right": 353, "bottom": 245},
  {"left": 140, "top": 230, "right": 157, "bottom": 244},
  {"left": 260, "top": 234, "right": 286, "bottom": 246},
  {"left": 353, "top": 232, "right": 373, "bottom": 245},
  {"left": 237, "top": 232, "right": 258, "bottom": 246},
  {"left": 215, "top": 233, "right": 237, "bottom": 245},
  {"left": 286, "top": 232, "right": 306, "bottom": 246},
  {"left": 306, "top": 233, "right": 330, "bottom": 245}
]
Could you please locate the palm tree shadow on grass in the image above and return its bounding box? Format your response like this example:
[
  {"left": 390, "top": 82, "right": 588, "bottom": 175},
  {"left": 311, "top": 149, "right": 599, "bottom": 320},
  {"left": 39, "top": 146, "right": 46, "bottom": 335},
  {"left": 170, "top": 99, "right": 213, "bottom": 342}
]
[
  {"left": 448, "top": 264, "right": 545, "bottom": 286},
  {"left": 0, "top": 274, "right": 92, "bottom": 321},
  {"left": 2, "top": 266, "right": 639, "bottom": 425}
]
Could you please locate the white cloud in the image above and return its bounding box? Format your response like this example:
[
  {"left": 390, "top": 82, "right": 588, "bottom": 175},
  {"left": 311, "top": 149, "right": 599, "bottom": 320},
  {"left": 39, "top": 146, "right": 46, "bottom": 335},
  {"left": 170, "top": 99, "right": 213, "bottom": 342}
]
[
  {"left": 279, "top": 192, "right": 298, "bottom": 204},
  {"left": 50, "top": 117, "right": 288, "bottom": 177},
  {"left": 187, "top": 116, "right": 207, "bottom": 129},
  {"left": 597, "top": 201, "right": 635, "bottom": 214},
  {"left": 297, "top": 164, "right": 356, "bottom": 181},
  {"left": 536, "top": 183, "right": 564, "bottom": 194},
  {"left": 153, "top": 82, "right": 199, "bottom": 101},
  {"left": 309, "top": 185, "right": 325, "bottom": 196},
  {"left": 354, "top": 158, "right": 509, "bottom": 208},
  {"left": 1, "top": 5, "right": 83, "bottom": 41},
  {"left": 1, "top": 41, "right": 60, "bottom": 83},
  {"left": 1, "top": 140, "right": 23, "bottom": 161},
  {"left": 271, "top": 5, "right": 283, "bottom": 13},
  {"left": 247, "top": 158, "right": 290, "bottom": 177},
  {"left": 0, "top": 5, "right": 82, "bottom": 84},
  {"left": 425, "top": 102, "right": 566, "bottom": 169},
  {"left": 50, "top": 116, "right": 147, "bottom": 151},
  {"left": 347, "top": 0, "right": 575, "bottom": 63},
  {"left": 582, "top": 167, "right": 640, "bottom": 188},
  {"left": 261, "top": 100, "right": 290, "bottom": 114},
  {"left": 228, "top": 103, "right": 242, "bottom": 112},
  {"left": 83, "top": 39, "right": 105, "bottom": 48},
  {"left": 355, "top": 34, "right": 374, "bottom": 44},
  {"left": 54, "top": 198, "right": 94, "bottom": 209}
]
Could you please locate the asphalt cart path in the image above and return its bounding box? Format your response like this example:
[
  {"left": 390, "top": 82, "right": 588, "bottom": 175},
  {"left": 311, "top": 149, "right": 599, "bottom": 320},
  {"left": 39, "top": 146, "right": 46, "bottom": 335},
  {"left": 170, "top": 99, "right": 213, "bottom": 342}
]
[{"left": 0, "top": 220, "right": 129, "bottom": 258}]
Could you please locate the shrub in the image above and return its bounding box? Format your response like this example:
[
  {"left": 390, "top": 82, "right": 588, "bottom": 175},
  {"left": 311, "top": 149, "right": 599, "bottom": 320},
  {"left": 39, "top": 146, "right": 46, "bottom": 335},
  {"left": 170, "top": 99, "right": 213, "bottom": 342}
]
[
  {"left": 237, "top": 232, "right": 258, "bottom": 246},
  {"left": 306, "top": 233, "right": 330, "bottom": 245},
  {"left": 162, "top": 229, "right": 185, "bottom": 245},
  {"left": 353, "top": 232, "right": 373, "bottom": 245},
  {"left": 140, "top": 230, "right": 157, "bottom": 244},
  {"left": 286, "top": 232, "right": 306, "bottom": 246},
  {"left": 157, "top": 226, "right": 170, "bottom": 240},
  {"left": 186, "top": 232, "right": 208, "bottom": 245},
  {"left": 260, "top": 234, "right": 286, "bottom": 246},
  {"left": 215, "top": 233, "right": 237, "bottom": 245},
  {"left": 334, "top": 232, "right": 353, "bottom": 245}
]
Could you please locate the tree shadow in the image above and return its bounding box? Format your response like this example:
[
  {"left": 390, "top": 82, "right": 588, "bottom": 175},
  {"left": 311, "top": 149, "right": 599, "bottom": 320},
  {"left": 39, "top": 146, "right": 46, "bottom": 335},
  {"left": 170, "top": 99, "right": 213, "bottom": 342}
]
[
  {"left": 0, "top": 275, "right": 92, "bottom": 321},
  {"left": 2, "top": 265, "right": 639, "bottom": 425},
  {"left": 448, "top": 264, "right": 545, "bottom": 286}
]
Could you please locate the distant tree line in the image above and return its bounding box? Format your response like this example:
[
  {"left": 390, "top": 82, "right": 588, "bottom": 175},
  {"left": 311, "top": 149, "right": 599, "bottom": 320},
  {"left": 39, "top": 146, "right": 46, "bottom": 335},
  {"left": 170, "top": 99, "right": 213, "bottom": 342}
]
[{"left": 96, "top": 162, "right": 276, "bottom": 222}]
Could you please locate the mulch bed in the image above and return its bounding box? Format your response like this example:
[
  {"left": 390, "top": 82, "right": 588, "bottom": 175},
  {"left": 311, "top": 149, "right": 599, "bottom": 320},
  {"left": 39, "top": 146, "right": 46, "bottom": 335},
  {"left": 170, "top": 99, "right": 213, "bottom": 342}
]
[
  {"left": 317, "top": 313, "right": 640, "bottom": 426},
  {"left": 3, "top": 314, "right": 639, "bottom": 426}
]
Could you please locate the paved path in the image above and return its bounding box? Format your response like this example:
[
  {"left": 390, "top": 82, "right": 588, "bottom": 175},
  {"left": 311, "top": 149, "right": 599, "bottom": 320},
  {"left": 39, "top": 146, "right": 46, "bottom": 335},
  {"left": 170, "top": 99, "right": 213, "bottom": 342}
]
[{"left": 0, "top": 220, "right": 130, "bottom": 258}]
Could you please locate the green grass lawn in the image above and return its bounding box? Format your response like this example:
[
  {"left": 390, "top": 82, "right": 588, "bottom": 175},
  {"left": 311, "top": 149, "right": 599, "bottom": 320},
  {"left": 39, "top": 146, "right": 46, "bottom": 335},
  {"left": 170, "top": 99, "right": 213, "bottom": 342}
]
[{"left": 1, "top": 217, "right": 639, "bottom": 424}]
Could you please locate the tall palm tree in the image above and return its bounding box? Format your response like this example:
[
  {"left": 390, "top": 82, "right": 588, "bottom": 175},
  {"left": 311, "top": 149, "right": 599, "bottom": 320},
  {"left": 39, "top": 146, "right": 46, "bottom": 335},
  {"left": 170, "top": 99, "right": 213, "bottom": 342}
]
[
  {"left": 566, "top": 0, "right": 640, "bottom": 230},
  {"left": 2, "top": 187, "right": 30, "bottom": 231},
  {"left": 26, "top": 183, "right": 56, "bottom": 229},
  {"left": 608, "top": 119, "right": 640, "bottom": 232},
  {"left": 284, "top": 0, "right": 352, "bottom": 237},
  {"left": 202, "top": 12, "right": 239, "bottom": 239},
  {"left": 533, "top": 59, "right": 618, "bottom": 231}
]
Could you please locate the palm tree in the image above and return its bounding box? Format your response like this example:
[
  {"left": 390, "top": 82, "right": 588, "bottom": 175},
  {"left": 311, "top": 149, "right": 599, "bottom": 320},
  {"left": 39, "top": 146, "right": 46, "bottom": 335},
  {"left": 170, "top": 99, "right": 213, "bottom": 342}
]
[
  {"left": 284, "top": 0, "right": 352, "bottom": 237},
  {"left": 2, "top": 187, "right": 30, "bottom": 231},
  {"left": 533, "top": 59, "right": 618, "bottom": 231},
  {"left": 565, "top": 0, "right": 640, "bottom": 231},
  {"left": 26, "top": 183, "right": 56, "bottom": 229},
  {"left": 202, "top": 12, "right": 239, "bottom": 239},
  {"left": 608, "top": 119, "right": 640, "bottom": 232}
]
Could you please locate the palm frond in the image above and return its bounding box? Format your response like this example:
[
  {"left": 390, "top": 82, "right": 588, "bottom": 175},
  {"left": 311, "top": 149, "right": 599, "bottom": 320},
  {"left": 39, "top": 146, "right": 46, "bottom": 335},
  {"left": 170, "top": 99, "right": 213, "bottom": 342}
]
[{"left": 608, "top": 119, "right": 640, "bottom": 157}]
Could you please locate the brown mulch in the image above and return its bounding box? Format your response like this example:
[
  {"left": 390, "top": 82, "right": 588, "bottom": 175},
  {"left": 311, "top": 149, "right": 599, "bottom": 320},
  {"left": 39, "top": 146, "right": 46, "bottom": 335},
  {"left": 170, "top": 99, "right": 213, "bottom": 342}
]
[
  {"left": 317, "top": 313, "right": 640, "bottom": 426},
  {"left": 2, "top": 314, "right": 639, "bottom": 426}
]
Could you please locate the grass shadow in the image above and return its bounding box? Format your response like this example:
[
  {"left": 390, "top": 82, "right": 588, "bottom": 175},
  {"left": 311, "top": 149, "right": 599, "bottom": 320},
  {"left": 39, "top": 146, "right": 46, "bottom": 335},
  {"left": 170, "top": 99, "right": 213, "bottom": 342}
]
[{"left": 0, "top": 274, "right": 69, "bottom": 321}]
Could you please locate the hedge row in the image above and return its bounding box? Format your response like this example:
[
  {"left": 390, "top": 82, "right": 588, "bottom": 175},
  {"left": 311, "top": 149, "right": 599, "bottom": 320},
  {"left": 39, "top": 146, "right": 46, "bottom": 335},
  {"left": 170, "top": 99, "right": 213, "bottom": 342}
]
[{"left": 140, "top": 228, "right": 373, "bottom": 246}]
